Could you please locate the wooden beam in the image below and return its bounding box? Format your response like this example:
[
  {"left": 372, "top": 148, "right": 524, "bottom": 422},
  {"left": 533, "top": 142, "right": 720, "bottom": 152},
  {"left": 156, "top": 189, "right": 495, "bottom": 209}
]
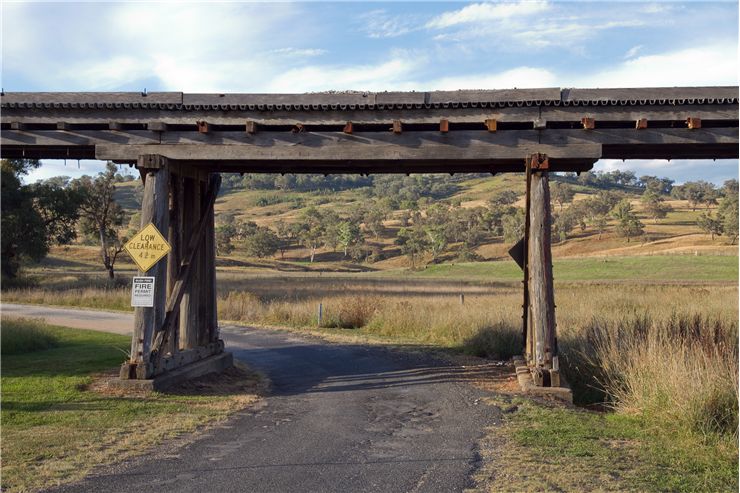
[
  {"left": 165, "top": 171, "right": 181, "bottom": 356},
  {"left": 124, "top": 160, "right": 170, "bottom": 380},
  {"left": 180, "top": 177, "right": 201, "bottom": 350},
  {"left": 527, "top": 170, "right": 556, "bottom": 371},
  {"left": 205, "top": 201, "right": 218, "bottom": 343}
]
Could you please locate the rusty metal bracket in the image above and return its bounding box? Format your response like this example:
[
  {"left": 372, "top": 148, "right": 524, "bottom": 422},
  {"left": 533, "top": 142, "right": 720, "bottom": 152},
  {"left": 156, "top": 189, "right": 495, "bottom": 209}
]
[
  {"left": 635, "top": 118, "right": 648, "bottom": 129},
  {"left": 292, "top": 123, "right": 305, "bottom": 133},
  {"left": 528, "top": 152, "right": 549, "bottom": 170},
  {"left": 343, "top": 121, "right": 354, "bottom": 134},
  {"left": 439, "top": 119, "right": 449, "bottom": 133},
  {"left": 581, "top": 117, "right": 595, "bottom": 130},
  {"left": 196, "top": 120, "right": 209, "bottom": 133},
  {"left": 687, "top": 117, "right": 702, "bottom": 129},
  {"left": 485, "top": 119, "right": 497, "bottom": 132},
  {"left": 246, "top": 120, "right": 257, "bottom": 134},
  {"left": 392, "top": 120, "right": 403, "bottom": 134}
]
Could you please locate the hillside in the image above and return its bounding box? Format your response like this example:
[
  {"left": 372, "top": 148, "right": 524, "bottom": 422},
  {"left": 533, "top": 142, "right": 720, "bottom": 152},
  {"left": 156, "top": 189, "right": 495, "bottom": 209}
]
[{"left": 106, "top": 172, "right": 738, "bottom": 273}]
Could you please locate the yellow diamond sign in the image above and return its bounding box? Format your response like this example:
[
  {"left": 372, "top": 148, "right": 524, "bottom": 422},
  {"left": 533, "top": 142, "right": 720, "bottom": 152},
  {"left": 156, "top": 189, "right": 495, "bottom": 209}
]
[{"left": 124, "top": 223, "right": 171, "bottom": 273}]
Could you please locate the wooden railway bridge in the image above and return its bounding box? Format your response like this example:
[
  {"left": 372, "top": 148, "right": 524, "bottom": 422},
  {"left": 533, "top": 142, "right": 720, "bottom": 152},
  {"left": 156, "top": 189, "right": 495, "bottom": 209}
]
[{"left": 2, "top": 87, "right": 737, "bottom": 388}]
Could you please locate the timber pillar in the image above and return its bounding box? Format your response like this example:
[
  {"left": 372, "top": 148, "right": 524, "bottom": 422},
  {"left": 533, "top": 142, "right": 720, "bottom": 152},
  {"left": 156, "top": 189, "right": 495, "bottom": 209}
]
[
  {"left": 523, "top": 153, "right": 559, "bottom": 387},
  {"left": 120, "top": 155, "right": 227, "bottom": 383}
]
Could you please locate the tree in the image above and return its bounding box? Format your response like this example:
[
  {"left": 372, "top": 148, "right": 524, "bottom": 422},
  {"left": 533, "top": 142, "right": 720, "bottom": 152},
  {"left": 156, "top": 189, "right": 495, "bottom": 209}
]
[
  {"left": 396, "top": 225, "right": 428, "bottom": 269},
  {"left": 215, "top": 223, "right": 236, "bottom": 255},
  {"left": 71, "top": 163, "right": 129, "bottom": 278},
  {"left": 696, "top": 212, "right": 723, "bottom": 240},
  {"left": 640, "top": 190, "right": 672, "bottom": 223},
  {"left": 676, "top": 181, "right": 719, "bottom": 211},
  {"left": 297, "top": 207, "right": 325, "bottom": 262},
  {"left": 639, "top": 175, "right": 674, "bottom": 195},
  {"left": 551, "top": 182, "right": 575, "bottom": 211},
  {"left": 244, "top": 226, "right": 279, "bottom": 258},
  {"left": 275, "top": 220, "right": 294, "bottom": 259},
  {"left": 502, "top": 208, "right": 526, "bottom": 243},
  {"left": 1, "top": 159, "right": 83, "bottom": 278},
  {"left": 337, "top": 221, "right": 363, "bottom": 257},
  {"left": 553, "top": 208, "right": 577, "bottom": 242},
  {"left": 721, "top": 179, "right": 739, "bottom": 197},
  {"left": 488, "top": 190, "right": 519, "bottom": 207},
  {"left": 364, "top": 203, "right": 388, "bottom": 239},
  {"left": 611, "top": 200, "right": 644, "bottom": 242},
  {"left": 718, "top": 193, "right": 738, "bottom": 244}
]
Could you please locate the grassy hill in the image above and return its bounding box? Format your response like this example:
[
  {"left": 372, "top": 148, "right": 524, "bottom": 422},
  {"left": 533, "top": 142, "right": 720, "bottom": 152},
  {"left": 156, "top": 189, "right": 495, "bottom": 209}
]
[{"left": 105, "top": 173, "right": 737, "bottom": 273}]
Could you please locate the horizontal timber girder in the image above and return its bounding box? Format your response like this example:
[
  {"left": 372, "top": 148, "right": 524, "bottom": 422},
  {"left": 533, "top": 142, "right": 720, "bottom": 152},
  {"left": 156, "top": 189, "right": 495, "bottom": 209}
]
[{"left": 2, "top": 87, "right": 737, "bottom": 172}]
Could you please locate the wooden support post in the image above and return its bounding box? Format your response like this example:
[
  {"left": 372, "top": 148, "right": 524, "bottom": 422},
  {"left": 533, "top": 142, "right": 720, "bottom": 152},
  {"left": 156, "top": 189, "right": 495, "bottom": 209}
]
[
  {"left": 197, "top": 179, "right": 209, "bottom": 347},
  {"left": 205, "top": 194, "right": 219, "bottom": 342},
  {"left": 180, "top": 177, "right": 201, "bottom": 349},
  {"left": 165, "top": 171, "right": 181, "bottom": 356},
  {"left": 124, "top": 158, "right": 169, "bottom": 379},
  {"left": 527, "top": 166, "right": 557, "bottom": 372},
  {"left": 523, "top": 158, "right": 533, "bottom": 366}
]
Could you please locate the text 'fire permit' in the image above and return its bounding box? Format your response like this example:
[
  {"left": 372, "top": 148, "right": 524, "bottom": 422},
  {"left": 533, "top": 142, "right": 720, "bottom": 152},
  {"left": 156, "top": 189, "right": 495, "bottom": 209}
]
[
  {"left": 124, "top": 222, "right": 171, "bottom": 272},
  {"left": 131, "top": 276, "right": 155, "bottom": 307}
]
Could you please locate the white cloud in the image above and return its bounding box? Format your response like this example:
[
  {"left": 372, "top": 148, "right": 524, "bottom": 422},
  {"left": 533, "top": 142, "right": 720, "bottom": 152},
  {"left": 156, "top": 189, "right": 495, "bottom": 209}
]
[
  {"left": 624, "top": 45, "right": 643, "bottom": 59},
  {"left": 267, "top": 57, "right": 424, "bottom": 93},
  {"left": 269, "top": 48, "right": 328, "bottom": 57},
  {"left": 425, "top": 67, "right": 558, "bottom": 91},
  {"left": 358, "top": 9, "right": 422, "bottom": 38},
  {"left": 426, "top": 1, "right": 550, "bottom": 29},
  {"left": 573, "top": 43, "right": 738, "bottom": 87}
]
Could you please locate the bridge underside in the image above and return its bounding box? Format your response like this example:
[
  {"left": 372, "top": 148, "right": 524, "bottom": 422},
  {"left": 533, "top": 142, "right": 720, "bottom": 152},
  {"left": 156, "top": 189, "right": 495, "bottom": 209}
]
[{"left": 2, "top": 87, "right": 737, "bottom": 387}]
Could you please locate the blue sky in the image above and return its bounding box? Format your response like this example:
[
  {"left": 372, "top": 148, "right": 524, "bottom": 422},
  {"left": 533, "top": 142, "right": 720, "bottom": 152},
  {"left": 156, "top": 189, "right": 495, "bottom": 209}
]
[{"left": 2, "top": 1, "right": 738, "bottom": 184}]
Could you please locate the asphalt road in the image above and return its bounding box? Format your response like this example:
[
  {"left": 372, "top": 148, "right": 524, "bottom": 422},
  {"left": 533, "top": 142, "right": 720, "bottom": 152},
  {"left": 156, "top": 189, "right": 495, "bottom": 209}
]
[
  {"left": 2, "top": 303, "right": 133, "bottom": 335},
  {"left": 2, "top": 304, "right": 500, "bottom": 492}
]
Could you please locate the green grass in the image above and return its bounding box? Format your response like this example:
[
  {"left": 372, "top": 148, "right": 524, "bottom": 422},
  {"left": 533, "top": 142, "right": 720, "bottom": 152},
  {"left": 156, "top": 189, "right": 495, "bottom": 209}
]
[
  {"left": 1, "top": 319, "right": 261, "bottom": 492},
  {"left": 1, "top": 318, "right": 60, "bottom": 355},
  {"left": 383, "top": 255, "right": 738, "bottom": 282},
  {"left": 480, "top": 396, "right": 738, "bottom": 492}
]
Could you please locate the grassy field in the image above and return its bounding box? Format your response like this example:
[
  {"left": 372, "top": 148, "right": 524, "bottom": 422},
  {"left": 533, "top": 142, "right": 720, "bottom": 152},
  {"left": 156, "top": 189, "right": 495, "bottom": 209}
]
[
  {"left": 0, "top": 318, "right": 264, "bottom": 493},
  {"left": 474, "top": 395, "right": 738, "bottom": 492}
]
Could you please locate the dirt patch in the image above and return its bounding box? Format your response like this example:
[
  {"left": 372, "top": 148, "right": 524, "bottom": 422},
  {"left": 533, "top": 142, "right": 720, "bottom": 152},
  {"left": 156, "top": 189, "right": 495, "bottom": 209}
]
[{"left": 87, "top": 360, "right": 269, "bottom": 398}]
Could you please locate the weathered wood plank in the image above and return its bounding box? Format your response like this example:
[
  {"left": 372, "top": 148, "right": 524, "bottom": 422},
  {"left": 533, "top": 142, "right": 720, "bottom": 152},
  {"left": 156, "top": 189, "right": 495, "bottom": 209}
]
[
  {"left": 180, "top": 177, "right": 201, "bottom": 350},
  {"left": 165, "top": 171, "right": 181, "bottom": 356},
  {"left": 4, "top": 102, "right": 736, "bottom": 126},
  {"left": 204, "top": 202, "right": 218, "bottom": 343},
  {"left": 95, "top": 142, "right": 603, "bottom": 163},
  {"left": 540, "top": 127, "right": 739, "bottom": 146},
  {"left": 527, "top": 172, "right": 556, "bottom": 369},
  {"left": 129, "top": 163, "right": 169, "bottom": 379},
  {"left": 540, "top": 104, "right": 738, "bottom": 121},
  {"left": 1, "top": 130, "right": 159, "bottom": 146}
]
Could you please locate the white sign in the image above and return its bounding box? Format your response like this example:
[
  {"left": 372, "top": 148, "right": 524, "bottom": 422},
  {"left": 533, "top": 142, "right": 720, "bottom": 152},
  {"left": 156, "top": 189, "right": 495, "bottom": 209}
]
[{"left": 131, "top": 276, "right": 155, "bottom": 307}]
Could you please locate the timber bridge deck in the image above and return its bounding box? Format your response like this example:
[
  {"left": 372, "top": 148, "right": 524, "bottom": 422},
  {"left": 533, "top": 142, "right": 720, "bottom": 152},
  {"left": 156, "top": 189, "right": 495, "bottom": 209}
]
[{"left": 1, "top": 87, "right": 737, "bottom": 389}]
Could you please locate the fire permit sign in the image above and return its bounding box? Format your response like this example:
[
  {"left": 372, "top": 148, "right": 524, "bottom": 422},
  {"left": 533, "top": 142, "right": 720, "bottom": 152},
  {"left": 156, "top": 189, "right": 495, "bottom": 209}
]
[
  {"left": 131, "top": 277, "right": 155, "bottom": 307},
  {"left": 124, "top": 222, "right": 171, "bottom": 273}
]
